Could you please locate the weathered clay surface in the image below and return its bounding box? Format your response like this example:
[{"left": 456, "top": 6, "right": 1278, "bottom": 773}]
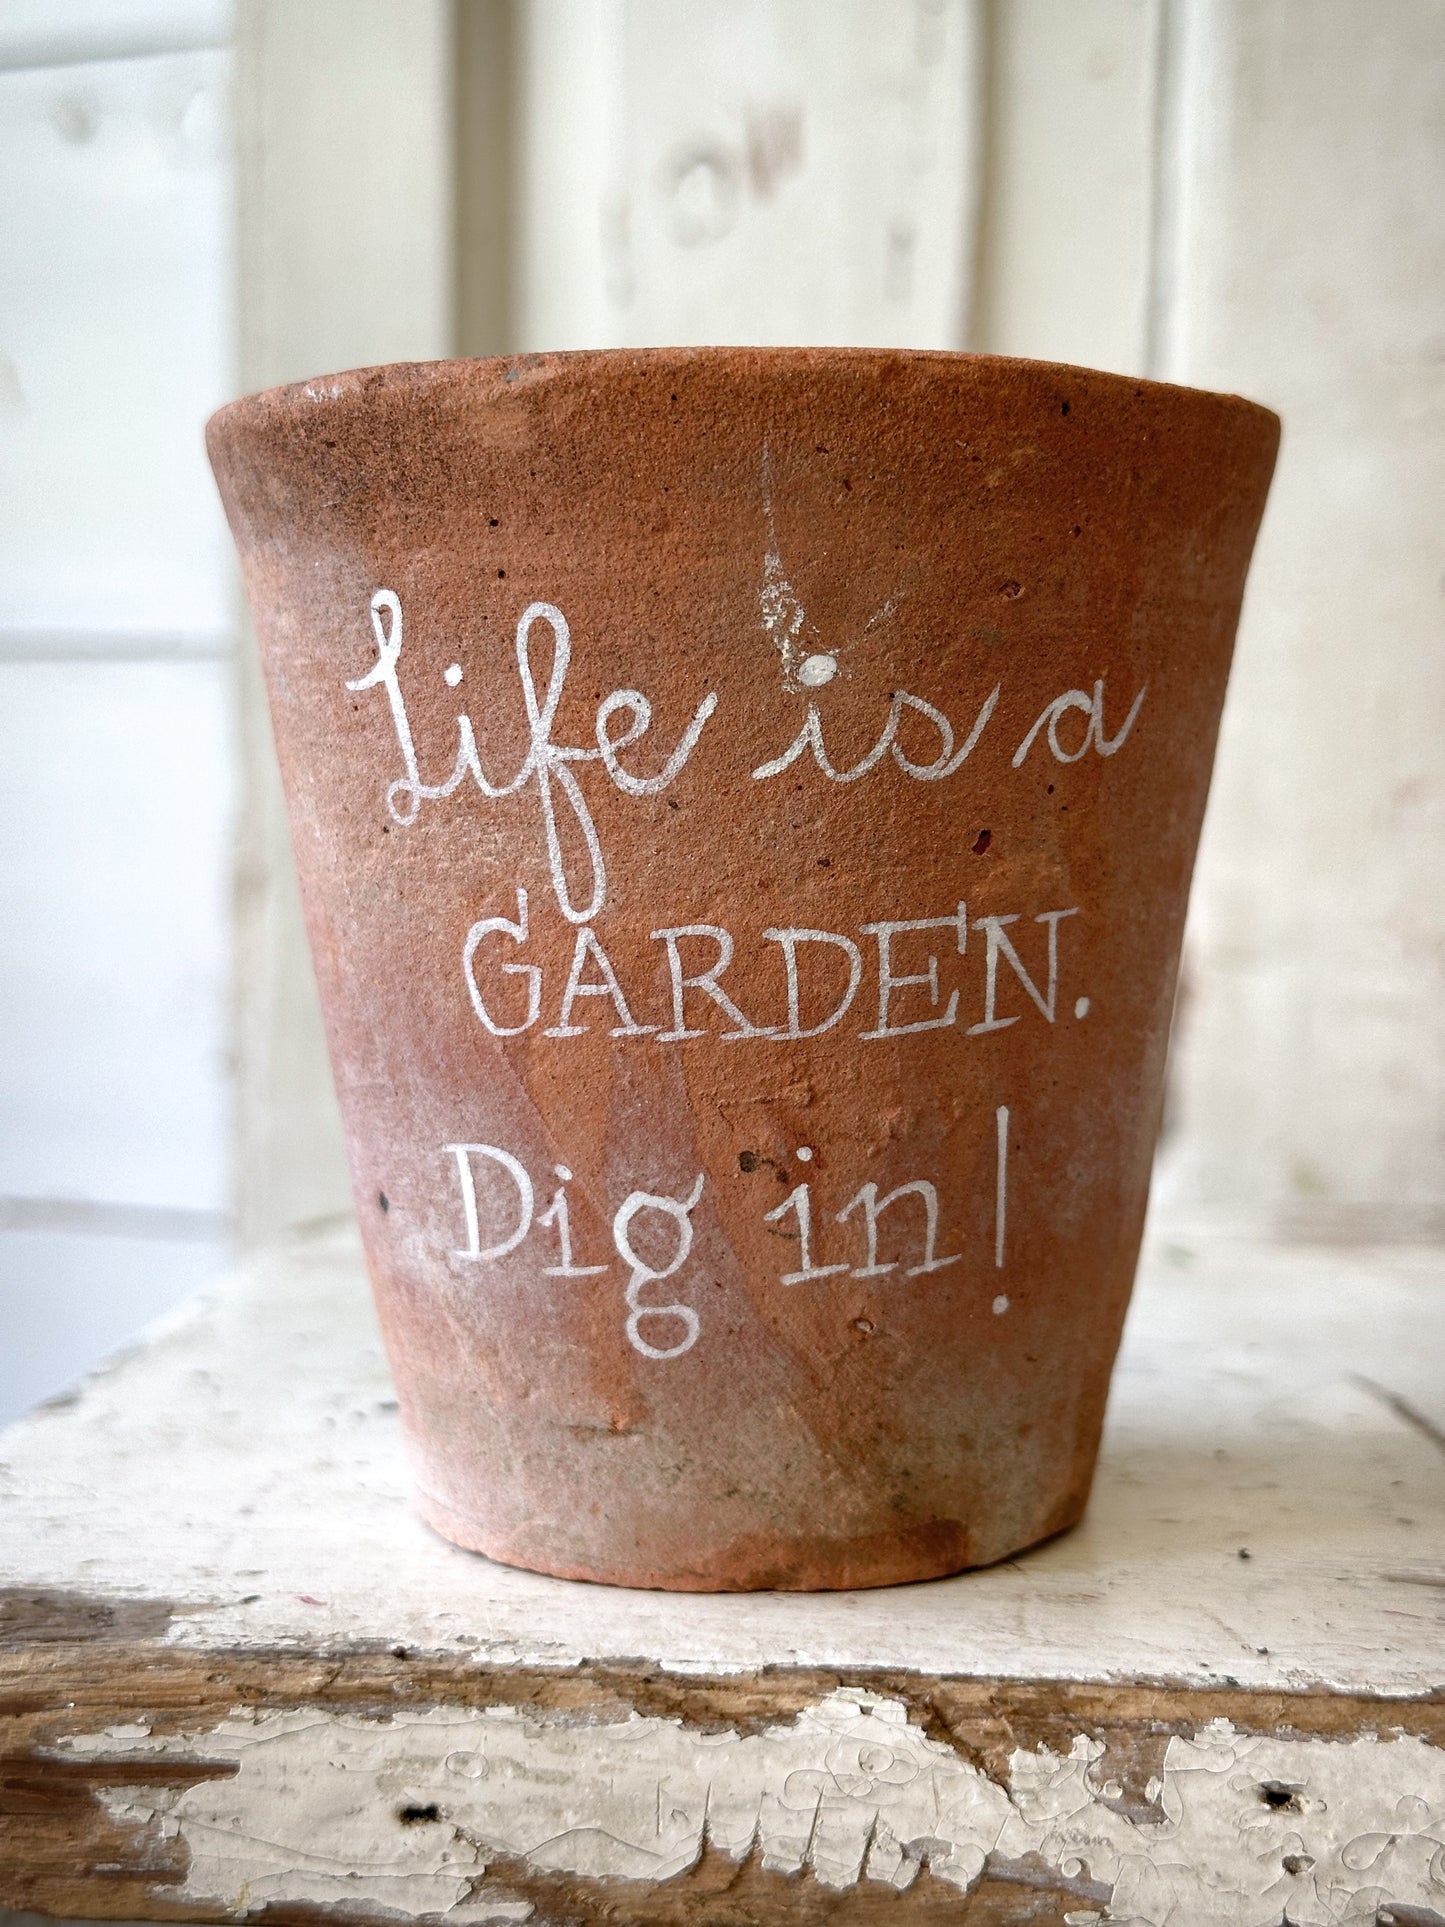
[{"left": 207, "top": 349, "right": 1277, "bottom": 1589}]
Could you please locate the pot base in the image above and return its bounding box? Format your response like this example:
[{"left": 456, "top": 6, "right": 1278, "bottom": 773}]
[{"left": 413, "top": 1486, "right": 1089, "bottom": 1593}]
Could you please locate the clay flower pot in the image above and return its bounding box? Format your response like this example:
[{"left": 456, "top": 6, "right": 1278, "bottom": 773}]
[{"left": 207, "top": 349, "right": 1277, "bottom": 1591}]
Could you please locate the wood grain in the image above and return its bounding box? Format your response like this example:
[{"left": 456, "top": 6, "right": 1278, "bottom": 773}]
[{"left": 4, "top": 1631, "right": 1441, "bottom": 1920}]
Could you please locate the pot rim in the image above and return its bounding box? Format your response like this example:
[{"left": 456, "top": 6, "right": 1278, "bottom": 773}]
[{"left": 206, "top": 345, "right": 1280, "bottom": 447}]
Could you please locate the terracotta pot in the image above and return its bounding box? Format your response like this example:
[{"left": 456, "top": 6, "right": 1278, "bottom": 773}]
[{"left": 207, "top": 349, "right": 1277, "bottom": 1591}]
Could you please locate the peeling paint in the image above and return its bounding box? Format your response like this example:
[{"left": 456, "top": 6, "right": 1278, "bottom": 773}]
[
  {"left": 64, "top": 1690, "right": 1445, "bottom": 1924},
  {"left": 1000, "top": 1722, "right": 1445, "bottom": 1925}
]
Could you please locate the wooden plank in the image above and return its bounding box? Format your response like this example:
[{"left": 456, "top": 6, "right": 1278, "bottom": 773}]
[
  {"left": 230, "top": 0, "right": 454, "bottom": 1247},
  {"left": 2, "top": 1646, "right": 1442, "bottom": 1922},
  {"left": 0, "top": 1228, "right": 1440, "bottom": 1917},
  {"left": 514, "top": 0, "right": 983, "bottom": 351},
  {"left": 454, "top": 0, "right": 516, "bottom": 360},
  {"left": 1154, "top": 0, "right": 1445, "bottom": 1238},
  {"left": 234, "top": 0, "right": 452, "bottom": 390},
  {"left": 971, "top": 0, "right": 1162, "bottom": 373}
]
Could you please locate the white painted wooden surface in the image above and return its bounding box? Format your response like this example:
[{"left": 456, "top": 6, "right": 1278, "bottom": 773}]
[
  {"left": 0, "top": 9, "right": 237, "bottom": 1423},
  {"left": 515, "top": 0, "right": 982, "bottom": 351},
  {"left": 971, "top": 0, "right": 1161, "bottom": 373},
  {"left": 3, "top": 1224, "right": 1443, "bottom": 1920},
  {"left": 235, "top": 0, "right": 453, "bottom": 389},
  {"left": 52, "top": 1702, "right": 1445, "bottom": 1920},
  {"left": 231, "top": 0, "right": 453, "bottom": 1247},
  {"left": 1155, "top": 0, "right": 1445, "bottom": 1239},
  {"left": 3, "top": 1221, "right": 1441, "bottom": 1695}
]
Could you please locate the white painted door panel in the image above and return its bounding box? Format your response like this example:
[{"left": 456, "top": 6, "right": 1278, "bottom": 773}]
[
  {"left": 1158, "top": 0, "right": 1445, "bottom": 1235},
  {"left": 971, "top": 0, "right": 1160, "bottom": 374},
  {"left": 228, "top": 0, "right": 454, "bottom": 1246},
  {"left": 0, "top": 48, "right": 235, "bottom": 644},
  {"left": 516, "top": 0, "right": 982, "bottom": 351},
  {"left": 0, "top": 21, "right": 239, "bottom": 1417},
  {"left": 0, "top": 660, "right": 235, "bottom": 1212},
  {"left": 0, "top": 1, "right": 230, "bottom": 70}
]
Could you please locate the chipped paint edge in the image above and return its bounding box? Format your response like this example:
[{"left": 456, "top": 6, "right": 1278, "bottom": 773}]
[{"left": 62, "top": 1686, "right": 1445, "bottom": 1925}]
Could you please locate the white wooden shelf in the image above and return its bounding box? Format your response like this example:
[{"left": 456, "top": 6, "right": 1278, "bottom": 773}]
[{"left": 2, "top": 1225, "right": 1442, "bottom": 1923}]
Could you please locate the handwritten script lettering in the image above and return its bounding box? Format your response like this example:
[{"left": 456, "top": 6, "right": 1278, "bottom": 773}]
[
  {"left": 753, "top": 684, "right": 1000, "bottom": 783},
  {"left": 348, "top": 592, "right": 716, "bottom": 923},
  {"left": 338, "top": 549, "right": 1154, "bottom": 1361}
]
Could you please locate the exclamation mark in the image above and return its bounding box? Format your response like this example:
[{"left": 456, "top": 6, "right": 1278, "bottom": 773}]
[{"left": 994, "top": 1105, "right": 1009, "bottom": 1270}]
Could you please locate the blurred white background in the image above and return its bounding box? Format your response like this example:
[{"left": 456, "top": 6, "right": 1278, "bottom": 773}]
[
  {"left": 1, "top": 0, "right": 1441, "bottom": 1421},
  {"left": 0, "top": 0, "right": 236, "bottom": 1420}
]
